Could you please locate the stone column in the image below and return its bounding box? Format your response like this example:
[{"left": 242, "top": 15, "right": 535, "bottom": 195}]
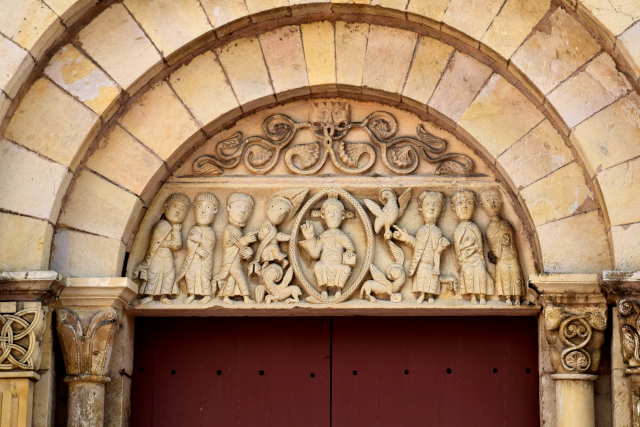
[
  {"left": 56, "top": 278, "right": 137, "bottom": 427},
  {"left": 532, "top": 274, "right": 608, "bottom": 427}
]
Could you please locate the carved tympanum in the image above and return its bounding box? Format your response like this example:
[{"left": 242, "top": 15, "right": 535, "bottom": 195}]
[
  {"left": 0, "top": 308, "right": 43, "bottom": 371},
  {"left": 193, "top": 101, "right": 473, "bottom": 176}
]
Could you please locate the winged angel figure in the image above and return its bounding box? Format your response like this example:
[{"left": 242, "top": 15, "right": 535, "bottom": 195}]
[
  {"left": 364, "top": 188, "right": 412, "bottom": 240},
  {"left": 360, "top": 241, "right": 406, "bottom": 303}
]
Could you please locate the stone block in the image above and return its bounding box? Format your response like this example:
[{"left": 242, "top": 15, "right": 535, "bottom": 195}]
[
  {"left": 78, "top": 4, "right": 163, "bottom": 94},
  {"left": 481, "top": 0, "right": 551, "bottom": 60},
  {"left": 0, "top": 92, "right": 9, "bottom": 120},
  {"left": 594, "top": 374, "right": 612, "bottom": 427},
  {"left": 0, "top": 213, "right": 52, "bottom": 272},
  {"left": 216, "top": 37, "right": 275, "bottom": 111},
  {"left": 428, "top": 51, "right": 493, "bottom": 122},
  {"left": 406, "top": 0, "right": 449, "bottom": 22},
  {"left": 611, "top": 369, "right": 633, "bottom": 427},
  {"left": 123, "top": 0, "right": 213, "bottom": 62},
  {"left": 5, "top": 78, "right": 100, "bottom": 171},
  {"left": 43, "top": 0, "right": 96, "bottom": 24},
  {"left": 244, "top": 0, "right": 288, "bottom": 15},
  {"left": 58, "top": 170, "right": 143, "bottom": 240},
  {"left": 612, "top": 222, "right": 640, "bottom": 271},
  {"left": 259, "top": 26, "right": 310, "bottom": 100},
  {"left": 548, "top": 53, "right": 631, "bottom": 129},
  {"left": 85, "top": 125, "right": 166, "bottom": 199},
  {"left": 301, "top": 21, "right": 336, "bottom": 93},
  {"left": 497, "top": 120, "right": 573, "bottom": 190},
  {"left": 402, "top": 37, "right": 454, "bottom": 108},
  {"left": 618, "top": 22, "right": 640, "bottom": 78},
  {"left": 596, "top": 156, "right": 640, "bottom": 227},
  {"left": 362, "top": 25, "right": 417, "bottom": 99},
  {"left": 539, "top": 373, "right": 557, "bottom": 426},
  {"left": 44, "top": 44, "right": 122, "bottom": 117},
  {"left": 118, "top": 81, "right": 201, "bottom": 164},
  {"left": 510, "top": 8, "right": 600, "bottom": 95},
  {"left": 32, "top": 368, "right": 55, "bottom": 427},
  {"left": 0, "top": 36, "right": 34, "bottom": 99},
  {"left": 442, "top": 0, "right": 504, "bottom": 40},
  {"left": 537, "top": 210, "right": 613, "bottom": 273},
  {"left": 335, "top": 22, "right": 369, "bottom": 91},
  {"left": 0, "top": 138, "right": 71, "bottom": 222},
  {"left": 169, "top": 51, "right": 240, "bottom": 132},
  {"left": 457, "top": 74, "right": 544, "bottom": 158},
  {"left": 200, "top": 0, "right": 249, "bottom": 29},
  {"left": 520, "top": 162, "right": 596, "bottom": 226},
  {"left": 104, "top": 374, "right": 132, "bottom": 427},
  {"left": 50, "top": 229, "right": 125, "bottom": 278},
  {"left": 580, "top": 0, "right": 640, "bottom": 37}
]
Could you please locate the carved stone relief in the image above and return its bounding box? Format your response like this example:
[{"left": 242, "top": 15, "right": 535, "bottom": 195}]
[{"left": 0, "top": 306, "right": 44, "bottom": 371}]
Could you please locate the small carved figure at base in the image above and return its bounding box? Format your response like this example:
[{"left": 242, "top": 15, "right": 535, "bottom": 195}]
[
  {"left": 133, "top": 193, "right": 190, "bottom": 305},
  {"left": 262, "top": 265, "right": 302, "bottom": 304},
  {"left": 360, "top": 241, "right": 405, "bottom": 303},
  {"left": 212, "top": 193, "right": 258, "bottom": 305}
]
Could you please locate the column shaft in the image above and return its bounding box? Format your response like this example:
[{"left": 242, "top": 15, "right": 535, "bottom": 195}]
[{"left": 553, "top": 375, "right": 597, "bottom": 427}]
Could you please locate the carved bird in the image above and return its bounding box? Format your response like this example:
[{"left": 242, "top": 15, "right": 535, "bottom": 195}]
[{"left": 364, "top": 188, "right": 411, "bottom": 240}]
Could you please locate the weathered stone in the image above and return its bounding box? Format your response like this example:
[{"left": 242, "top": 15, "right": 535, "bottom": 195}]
[
  {"left": 407, "top": 0, "right": 449, "bottom": 22},
  {"left": 169, "top": 51, "right": 240, "bottom": 132},
  {"left": 511, "top": 8, "right": 601, "bottom": 95},
  {"left": 58, "top": 170, "right": 143, "bottom": 240},
  {"left": 104, "top": 374, "right": 131, "bottom": 427},
  {"left": 85, "top": 125, "right": 166, "bottom": 198},
  {"left": 200, "top": 0, "right": 249, "bottom": 29},
  {"left": 457, "top": 74, "right": 544, "bottom": 157},
  {"left": 42, "top": 0, "right": 96, "bottom": 24},
  {"left": 0, "top": 213, "right": 52, "bottom": 272},
  {"left": 571, "top": 92, "right": 640, "bottom": 177},
  {"left": 118, "top": 81, "right": 201, "bottom": 164},
  {"left": 618, "top": 21, "right": 640, "bottom": 76},
  {"left": 540, "top": 374, "right": 557, "bottom": 426},
  {"left": 581, "top": 0, "right": 640, "bottom": 36},
  {"left": 123, "top": 0, "right": 213, "bottom": 61},
  {"left": 335, "top": 21, "right": 369, "bottom": 91},
  {"left": 259, "top": 26, "right": 310, "bottom": 100},
  {"left": 612, "top": 222, "right": 640, "bottom": 270},
  {"left": 301, "top": 21, "right": 336, "bottom": 92},
  {"left": 442, "top": 0, "right": 504, "bottom": 40},
  {"left": 5, "top": 78, "right": 100, "bottom": 170},
  {"left": 536, "top": 210, "right": 612, "bottom": 273},
  {"left": 481, "top": 0, "right": 551, "bottom": 59},
  {"left": 402, "top": 37, "right": 454, "bottom": 108},
  {"left": 32, "top": 368, "right": 55, "bottom": 427},
  {"left": 216, "top": 37, "right": 275, "bottom": 110},
  {"left": 0, "top": 92, "right": 9, "bottom": 120},
  {"left": 0, "top": 138, "right": 71, "bottom": 222},
  {"left": 548, "top": 53, "right": 631, "bottom": 128},
  {"left": 596, "top": 157, "right": 640, "bottom": 227},
  {"left": 44, "top": 44, "right": 121, "bottom": 116},
  {"left": 244, "top": 0, "right": 288, "bottom": 15},
  {"left": 0, "top": 36, "right": 34, "bottom": 99},
  {"left": 521, "top": 162, "right": 595, "bottom": 226},
  {"left": 78, "top": 4, "right": 163, "bottom": 94},
  {"left": 428, "top": 51, "right": 493, "bottom": 122},
  {"left": 611, "top": 369, "right": 633, "bottom": 426},
  {"left": 50, "top": 229, "right": 125, "bottom": 278},
  {"left": 362, "top": 25, "right": 417, "bottom": 99},
  {"left": 497, "top": 120, "right": 573, "bottom": 190}
]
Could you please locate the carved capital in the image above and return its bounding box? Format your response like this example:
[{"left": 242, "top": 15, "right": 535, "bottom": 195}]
[{"left": 0, "top": 302, "right": 45, "bottom": 372}]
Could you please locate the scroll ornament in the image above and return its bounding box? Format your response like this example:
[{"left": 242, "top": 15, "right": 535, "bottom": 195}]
[
  {"left": 619, "top": 300, "right": 640, "bottom": 367},
  {"left": 0, "top": 308, "right": 43, "bottom": 371}
]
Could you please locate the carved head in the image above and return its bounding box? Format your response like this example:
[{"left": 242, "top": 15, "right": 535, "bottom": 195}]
[
  {"left": 451, "top": 189, "right": 476, "bottom": 221},
  {"left": 321, "top": 190, "right": 346, "bottom": 229},
  {"left": 266, "top": 198, "right": 293, "bottom": 226},
  {"left": 378, "top": 188, "right": 396, "bottom": 204},
  {"left": 194, "top": 192, "right": 218, "bottom": 226},
  {"left": 227, "top": 193, "right": 254, "bottom": 227},
  {"left": 418, "top": 191, "right": 444, "bottom": 223},
  {"left": 164, "top": 193, "right": 190, "bottom": 224},
  {"left": 310, "top": 101, "right": 350, "bottom": 126},
  {"left": 480, "top": 188, "right": 503, "bottom": 217}
]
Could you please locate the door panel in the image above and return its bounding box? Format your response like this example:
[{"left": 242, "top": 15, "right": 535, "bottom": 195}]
[{"left": 331, "top": 317, "right": 539, "bottom": 427}]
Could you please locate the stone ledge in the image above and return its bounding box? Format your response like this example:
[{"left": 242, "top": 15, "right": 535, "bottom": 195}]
[
  {"left": 0, "top": 271, "right": 65, "bottom": 303},
  {"left": 60, "top": 277, "right": 138, "bottom": 310}
]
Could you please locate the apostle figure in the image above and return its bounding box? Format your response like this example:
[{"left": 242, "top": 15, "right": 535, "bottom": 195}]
[
  {"left": 134, "top": 193, "right": 190, "bottom": 305},
  {"left": 480, "top": 188, "right": 524, "bottom": 306},
  {"left": 452, "top": 189, "right": 493, "bottom": 305}
]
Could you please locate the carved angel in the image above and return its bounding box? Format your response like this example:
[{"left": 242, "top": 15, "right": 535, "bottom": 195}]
[
  {"left": 364, "top": 188, "right": 411, "bottom": 240},
  {"left": 360, "top": 241, "right": 406, "bottom": 303}
]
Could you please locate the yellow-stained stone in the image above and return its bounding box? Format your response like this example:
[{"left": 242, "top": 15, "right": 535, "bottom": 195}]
[
  {"left": 51, "top": 229, "right": 125, "bottom": 278},
  {"left": 118, "top": 81, "right": 201, "bottom": 163},
  {"left": 536, "top": 210, "right": 612, "bottom": 273},
  {"left": 428, "top": 52, "right": 493, "bottom": 122},
  {"left": 169, "top": 51, "right": 240, "bottom": 130},
  {"left": 0, "top": 36, "right": 34, "bottom": 99},
  {"left": 216, "top": 37, "right": 275, "bottom": 110},
  {"left": 442, "top": 0, "right": 505, "bottom": 40},
  {"left": 407, "top": 0, "right": 449, "bottom": 22},
  {"left": 43, "top": 0, "right": 96, "bottom": 24},
  {"left": 44, "top": 44, "right": 121, "bottom": 116},
  {"left": 200, "top": 0, "right": 249, "bottom": 28},
  {"left": 457, "top": 74, "right": 544, "bottom": 157},
  {"left": 85, "top": 125, "right": 166, "bottom": 198},
  {"left": 244, "top": 0, "right": 288, "bottom": 15},
  {"left": 362, "top": 25, "right": 417, "bottom": 98},
  {"left": 497, "top": 120, "right": 573, "bottom": 189},
  {"left": 0, "top": 0, "right": 63, "bottom": 60},
  {"left": 0, "top": 138, "right": 71, "bottom": 222},
  {"left": 58, "top": 170, "right": 143, "bottom": 240},
  {"left": 371, "top": 0, "right": 407, "bottom": 10},
  {"left": 78, "top": 4, "right": 163, "bottom": 93},
  {"left": 511, "top": 8, "right": 601, "bottom": 95},
  {"left": 335, "top": 22, "right": 369, "bottom": 90},
  {"left": 571, "top": 92, "right": 640, "bottom": 177},
  {"left": 259, "top": 26, "right": 310, "bottom": 99},
  {"left": 520, "top": 162, "right": 595, "bottom": 226},
  {"left": 301, "top": 21, "right": 336, "bottom": 92},
  {"left": 5, "top": 78, "right": 100, "bottom": 170},
  {"left": 581, "top": 0, "right": 640, "bottom": 36},
  {"left": 123, "top": 0, "right": 213, "bottom": 59},
  {"left": 596, "top": 157, "right": 640, "bottom": 226},
  {"left": 618, "top": 22, "right": 640, "bottom": 73},
  {"left": 402, "top": 37, "right": 454, "bottom": 107},
  {"left": 612, "top": 223, "right": 640, "bottom": 270},
  {"left": 481, "top": 0, "right": 551, "bottom": 59},
  {"left": 0, "top": 213, "right": 52, "bottom": 272},
  {"left": 547, "top": 53, "right": 631, "bottom": 128}
]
